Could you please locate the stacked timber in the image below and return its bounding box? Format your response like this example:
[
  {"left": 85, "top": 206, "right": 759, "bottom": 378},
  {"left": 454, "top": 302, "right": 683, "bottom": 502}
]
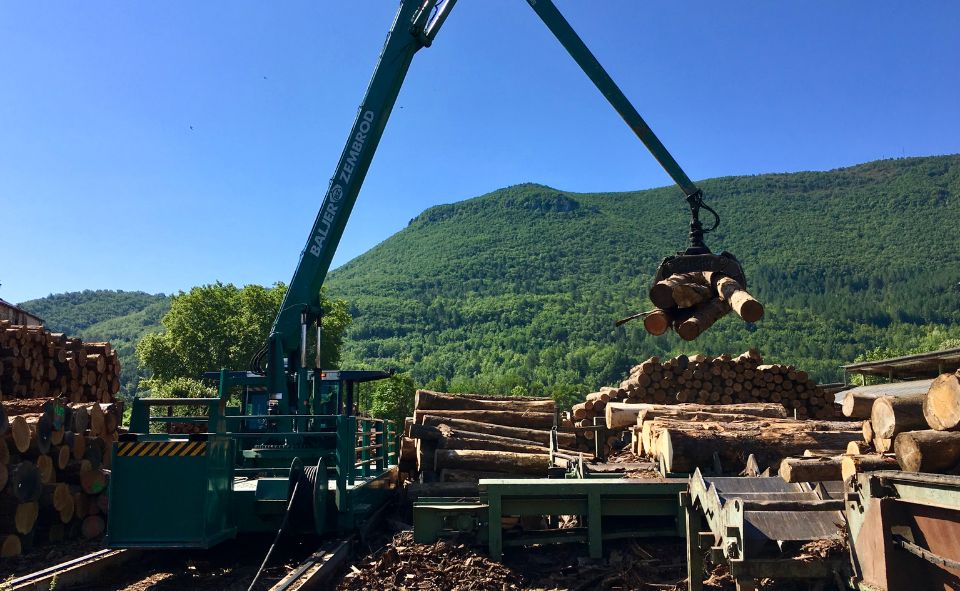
[
  {"left": 637, "top": 272, "right": 763, "bottom": 341},
  {"left": 629, "top": 403, "right": 862, "bottom": 475},
  {"left": 890, "top": 371, "right": 960, "bottom": 474},
  {"left": 0, "top": 321, "right": 121, "bottom": 403},
  {"left": 402, "top": 390, "right": 562, "bottom": 482},
  {"left": 0, "top": 396, "right": 120, "bottom": 558},
  {"left": 839, "top": 379, "right": 934, "bottom": 420},
  {"left": 574, "top": 350, "right": 835, "bottom": 432}
]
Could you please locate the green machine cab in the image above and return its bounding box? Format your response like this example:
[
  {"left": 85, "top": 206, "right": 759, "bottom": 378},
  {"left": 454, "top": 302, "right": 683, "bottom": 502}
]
[{"left": 107, "top": 369, "right": 398, "bottom": 548}]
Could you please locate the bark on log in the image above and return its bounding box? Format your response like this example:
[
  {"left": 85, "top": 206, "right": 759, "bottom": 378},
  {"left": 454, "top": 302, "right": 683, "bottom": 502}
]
[
  {"left": 895, "top": 430, "right": 960, "bottom": 473},
  {"left": 605, "top": 401, "right": 787, "bottom": 430},
  {"left": 778, "top": 457, "right": 843, "bottom": 483},
  {"left": 649, "top": 273, "right": 708, "bottom": 309},
  {"left": 923, "top": 373, "right": 960, "bottom": 431},
  {"left": 841, "top": 454, "right": 898, "bottom": 481},
  {"left": 714, "top": 275, "right": 764, "bottom": 323},
  {"left": 414, "top": 390, "right": 555, "bottom": 413},
  {"left": 840, "top": 379, "right": 933, "bottom": 419},
  {"left": 419, "top": 415, "right": 575, "bottom": 448},
  {"left": 658, "top": 427, "right": 862, "bottom": 474},
  {"left": 413, "top": 409, "right": 554, "bottom": 429},
  {"left": 409, "top": 422, "right": 561, "bottom": 450},
  {"left": 871, "top": 393, "right": 927, "bottom": 439},
  {"left": 675, "top": 299, "right": 731, "bottom": 342},
  {"left": 434, "top": 449, "right": 550, "bottom": 476}
]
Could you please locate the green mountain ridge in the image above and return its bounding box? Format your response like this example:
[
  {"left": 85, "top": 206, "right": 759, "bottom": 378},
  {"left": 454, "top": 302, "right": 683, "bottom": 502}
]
[
  {"left": 14, "top": 155, "right": 960, "bottom": 399},
  {"left": 325, "top": 155, "right": 960, "bottom": 394}
]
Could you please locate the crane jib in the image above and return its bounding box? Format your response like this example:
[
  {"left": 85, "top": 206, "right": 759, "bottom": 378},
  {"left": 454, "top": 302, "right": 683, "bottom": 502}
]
[{"left": 309, "top": 109, "right": 375, "bottom": 257}]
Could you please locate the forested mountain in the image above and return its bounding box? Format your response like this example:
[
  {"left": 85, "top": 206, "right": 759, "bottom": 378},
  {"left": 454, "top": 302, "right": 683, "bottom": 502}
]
[
  {"left": 18, "top": 291, "right": 170, "bottom": 396},
  {"left": 13, "top": 156, "right": 960, "bottom": 401},
  {"left": 325, "top": 155, "right": 960, "bottom": 397}
]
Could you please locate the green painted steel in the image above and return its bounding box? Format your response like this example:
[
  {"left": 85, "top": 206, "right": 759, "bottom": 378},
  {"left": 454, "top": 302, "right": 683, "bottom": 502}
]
[{"left": 413, "top": 478, "right": 687, "bottom": 560}]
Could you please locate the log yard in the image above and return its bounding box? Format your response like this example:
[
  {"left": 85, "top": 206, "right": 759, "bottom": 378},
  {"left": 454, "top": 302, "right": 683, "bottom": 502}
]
[{"left": 2, "top": 2, "right": 959, "bottom": 591}]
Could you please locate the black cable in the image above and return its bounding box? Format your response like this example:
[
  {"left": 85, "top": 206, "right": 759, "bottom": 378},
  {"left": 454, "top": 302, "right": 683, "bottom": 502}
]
[{"left": 247, "top": 480, "right": 300, "bottom": 591}]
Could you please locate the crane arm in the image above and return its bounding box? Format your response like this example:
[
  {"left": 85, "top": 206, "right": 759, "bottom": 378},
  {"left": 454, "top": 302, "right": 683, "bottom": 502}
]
[{"left": 269, "top": 1, "right": 453, "bottom": 365}]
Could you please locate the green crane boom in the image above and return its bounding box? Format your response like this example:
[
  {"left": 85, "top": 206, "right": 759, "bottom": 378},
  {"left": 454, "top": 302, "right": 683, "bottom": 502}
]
[{"left": 267, "top": 0, "right": 743, "bottom": 399}]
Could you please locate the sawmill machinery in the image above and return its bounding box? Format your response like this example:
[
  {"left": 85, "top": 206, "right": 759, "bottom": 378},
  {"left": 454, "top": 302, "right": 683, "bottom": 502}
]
[{"left": 106, "top": 0, "right": 746, "bottom": 548}]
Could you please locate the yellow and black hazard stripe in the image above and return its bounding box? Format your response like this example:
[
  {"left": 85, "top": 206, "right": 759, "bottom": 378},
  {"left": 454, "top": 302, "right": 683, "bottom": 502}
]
[{"left": 116, "top": 441, "right": 207, "bottom": 457}]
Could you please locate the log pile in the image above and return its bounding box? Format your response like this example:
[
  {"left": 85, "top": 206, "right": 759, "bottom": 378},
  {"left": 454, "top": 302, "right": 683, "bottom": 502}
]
[
  {"left": 639, "top": 272, "right": 763, "bottom": 341},
  {"left": 626, "top": 404, "right": 862, "bottom": 475},
  {"left": 1, "top": 399, "right": 119, "bottom": 557},
  {"left": 0, "top": 321, "right": 121, "bottom": 559},
  {"left": 571, "top": 351, "right": 835, "bottom": 438},
  {"left": 833, "top": 371, "right": 960, "bottom": 478},
  {"left": 0, "top": 321, "right": 121, "bottom": 403},
  {"left": 402, "top": 390, "right": 561, "bottom": 482}
]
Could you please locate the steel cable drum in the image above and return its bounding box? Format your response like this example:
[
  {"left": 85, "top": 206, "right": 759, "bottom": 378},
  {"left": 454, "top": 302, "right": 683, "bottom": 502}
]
[{"left": 289, "top": 460, "right": 328, "bottom": 535}]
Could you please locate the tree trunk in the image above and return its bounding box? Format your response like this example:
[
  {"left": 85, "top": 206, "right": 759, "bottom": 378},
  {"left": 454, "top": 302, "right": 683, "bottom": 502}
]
[
  {"left": 778, "top": 456, "right": 843, "bottom": 483},
  {"left": 419, "top": 415, "right": 575, "bottom": 448},
  {"left": 840, "top": 379, "right": 933, "bottom": 419},
  {"left": 923, "top": 373, "right": 960, "bottom": 431},
  {"left": 841, "top": 454, "right": 898, "bottom": 481},
  {"left": 658, "top": 426, "right": 862, "bottom": 474},
  {"left": 649, "top": 273, "right": 709, "bottom": 309},
  {"left": 675, "top": 299, "right": 731, "bottom": 342},
  {"left": 413, "top": 409, "right": 554, "bottom": 430},
  {"left": 434, "top": 449, "right": 549, "bottom": 476},
  {"left": 606, "top": 401, "right": 787, "bottom": 430},
  {"left": 871, "top": 393, "right": 927, "bottom": 439},
  {"left": 437, "top": 437, "right": 546, "bottom": 455},
  {"left": 895, "top": 430, "right": 960, "bottom": 473},
  {"left": 713, "top": 275, "right": 764, "bottom": 323},
  {"left": 414, "top": 390, "right": 555, "bottom": 413}
]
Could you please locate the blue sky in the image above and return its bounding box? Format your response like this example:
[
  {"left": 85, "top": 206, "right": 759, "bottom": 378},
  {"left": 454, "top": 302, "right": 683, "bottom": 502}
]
[{"left": 2, "top": 1, "right": 958, "bottom": 304}]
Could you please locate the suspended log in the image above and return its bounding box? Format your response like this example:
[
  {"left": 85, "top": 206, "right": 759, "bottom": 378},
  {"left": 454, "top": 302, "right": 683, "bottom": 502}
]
[
  {"left": 778, "top": 456, "right": 843, "bottom": 483},
  {"left": 713, "top": 275, "right": 765, "bottom": 323},
  {"left": 649, "top": 273, "right": 708, "bottom": 309},
  {"left": 413, "top": 409, "right": 554, "bottom": 430},
  {"left": 895, "top": 430, "right": 960, "bottom": 473},
  {"left": 922, "top": 373, "right": 960, "bottom": 431},
  {"left": 675, "top": 299, "right": 731, "bottom": 342},
  {"left": 414, "top": 390, "right": 555, "bottom": 413},
  {"left": 643, "top": 309, "right": 671, "bottom": 336},
  {"left": 871, "top": 393, "right": 927, "bottom": 439},
  {"left": 434, "top": 449, "right": 550, "bottom": 476},
  {"left": 841, "top": 454, "right": 898, "bottom": 481}
]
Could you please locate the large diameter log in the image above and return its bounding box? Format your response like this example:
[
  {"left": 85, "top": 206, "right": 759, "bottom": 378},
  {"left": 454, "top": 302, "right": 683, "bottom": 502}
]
[
  {"left": 605, "top": 401, "right": 788, "bottom": 430},
  {"left": 841, "top": 454, "right": 899, "bottom": 481},
  {"left": 923, "top": 373, "right": 960, "bottom": 431},
  {"left": 871, "top": 393, "right": 927, "bottom": 439},
  {"left": 778, "top": 457, "right": 843, "bottom": 483},
  {"left": 659, "top": 428, "right": 863, "bottom": 474},
  {"left": 434, "top": 449, "right": 549, "bottom": 476},
  {"left": 649, "top": 273, "right": 707, "bottom": 309},
  {"left": 414, "top": 390, "right": 555, "bottom": 413},
  {"left": 895, "top": 430, "right": 960, "bottom": 473},
  {"left": 714, "top": 275, "right": 764, "bottom": 323},
  {"left": 413, "top": 409, "right": 554, "bottom": 430},
  {"left": 840, "top": 379, "right": 934, "bottom": 419},
  {"left": 419, "top": 415, "right": 576, "bottom": 448},
  {"left": 400, "top": 437, "right": 416, "bottom": 463}
]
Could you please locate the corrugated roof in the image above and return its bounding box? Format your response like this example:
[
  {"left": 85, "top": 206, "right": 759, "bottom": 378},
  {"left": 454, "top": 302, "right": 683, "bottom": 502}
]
[{"left": 842, "top": 347, "right": 960, "bottom": 380}]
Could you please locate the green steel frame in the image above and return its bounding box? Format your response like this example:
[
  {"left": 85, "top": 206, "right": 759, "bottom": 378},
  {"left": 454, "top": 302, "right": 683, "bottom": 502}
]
[{"left": 413, "top": 478, "right": 687, "bottom": 561}]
